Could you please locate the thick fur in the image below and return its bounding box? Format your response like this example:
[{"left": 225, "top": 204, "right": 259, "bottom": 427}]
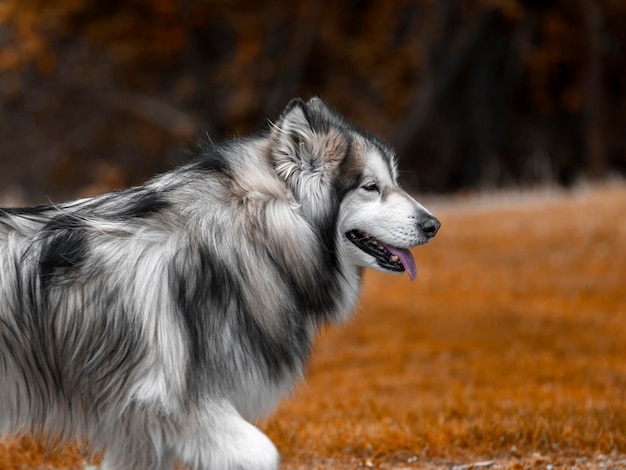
[{"left": 0, "top": 98, "right": 439, "bottom": 469}]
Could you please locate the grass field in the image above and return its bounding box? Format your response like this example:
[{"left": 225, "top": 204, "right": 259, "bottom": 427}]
[{"left": 1, "top": 183, "right": 625, "bottom": 469}]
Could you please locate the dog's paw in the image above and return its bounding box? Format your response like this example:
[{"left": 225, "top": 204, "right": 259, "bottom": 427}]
[{"left": 230, "top": 423, "right": 279, "bottom": 470}]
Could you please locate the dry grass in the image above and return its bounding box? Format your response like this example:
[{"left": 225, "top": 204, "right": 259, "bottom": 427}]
[{"left": 1, "top": 183, "right": 625, "bottom": 469}]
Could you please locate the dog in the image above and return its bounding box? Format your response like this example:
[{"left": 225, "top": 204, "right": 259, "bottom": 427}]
[{"left": 0, "top": 97, "right": 440, "bottom": 469}]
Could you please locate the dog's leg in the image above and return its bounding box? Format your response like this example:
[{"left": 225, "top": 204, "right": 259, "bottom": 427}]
[{"left": 173, "top": 401, "right": 279, "bottom": 470}]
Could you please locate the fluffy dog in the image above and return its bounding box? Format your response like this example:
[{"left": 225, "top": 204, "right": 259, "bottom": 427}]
[{"left": 0, "top": 98, "right": 439, "bottom": 469}]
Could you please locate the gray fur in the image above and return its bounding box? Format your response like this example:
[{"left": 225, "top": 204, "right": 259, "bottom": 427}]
[{"left": 0, "top": 98, "right": 439, "bottom": 469}]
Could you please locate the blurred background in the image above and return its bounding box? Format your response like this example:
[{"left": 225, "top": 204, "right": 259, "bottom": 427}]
[{"left": 0, "top": 0, "right": 624, "bottom": 203}]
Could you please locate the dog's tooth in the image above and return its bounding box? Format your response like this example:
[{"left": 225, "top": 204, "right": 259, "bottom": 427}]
[{"left": 391, "top": 255, "right": 399, "bottom": 263}]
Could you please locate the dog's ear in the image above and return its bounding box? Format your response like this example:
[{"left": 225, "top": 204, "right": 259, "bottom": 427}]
[
  {"left": 270, "top": 98, "right": 350, "bottom": 214},
  {"left": 272, "top": 99, "right": 316, "bottom": 154},
  {"left": 271, "top": 98, "right": 326, "bottom": 178},
  {"left": 306, "top": 96, "right": 331, "bottom": 115}
]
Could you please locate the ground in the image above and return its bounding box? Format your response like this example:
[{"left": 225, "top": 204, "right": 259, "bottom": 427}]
[{"left": 1, "top": 183, "right": 625, "bottom": 469}]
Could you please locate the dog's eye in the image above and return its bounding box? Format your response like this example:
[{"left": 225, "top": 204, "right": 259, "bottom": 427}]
[{"left": 362, "top": 182, "right": 379, "bottom": 192}]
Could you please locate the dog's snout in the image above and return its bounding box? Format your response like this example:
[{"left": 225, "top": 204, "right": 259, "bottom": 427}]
[{"left": 418, "top": 216, "right": 440, "bottom": 239}]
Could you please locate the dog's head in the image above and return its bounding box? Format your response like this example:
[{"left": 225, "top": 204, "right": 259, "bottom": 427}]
[{"left": 270, "top": 98, "right": 440, "bottom": 280}]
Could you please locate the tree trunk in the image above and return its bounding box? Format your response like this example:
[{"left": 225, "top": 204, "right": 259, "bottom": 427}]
[{"left": 581, "top": 0, "right": 606, "bottom": 179}]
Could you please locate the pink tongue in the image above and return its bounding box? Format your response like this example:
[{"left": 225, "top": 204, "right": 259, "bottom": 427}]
[{"left": 381, "top": 243, "right": 417, "bottom": 281}]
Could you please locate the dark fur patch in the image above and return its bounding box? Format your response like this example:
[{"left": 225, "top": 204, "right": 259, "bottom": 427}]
[
  {"left": 39, "top": 215, "right": 90, "bottom": 290},
  {"left": 0, "top": 205, "right": 53, "bottom": 217},
  {"left": 172, "top": 243, "right": 311, "bottom": 398},
  {"left": 191, "top": 140, "right": 232, "bottom": 175},
  {"left": 118, "top": 191, "right": 170, "bottom": 219},
  {"left": 335, "top": 135, "right": 363, "bottom": 197}
]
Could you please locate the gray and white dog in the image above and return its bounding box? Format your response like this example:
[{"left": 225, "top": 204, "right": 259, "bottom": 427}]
[{"left": 0, "top": 98, "right": 439, "bottom": 469}]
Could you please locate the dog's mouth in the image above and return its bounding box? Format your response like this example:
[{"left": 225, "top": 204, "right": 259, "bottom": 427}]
[{"left": 346, "top": 229, "right": 417, "bottom": 280}]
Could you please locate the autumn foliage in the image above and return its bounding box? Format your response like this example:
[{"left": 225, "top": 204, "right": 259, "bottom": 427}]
[{"left": 0, "top": 0, "right": 625, "bottom": 197}]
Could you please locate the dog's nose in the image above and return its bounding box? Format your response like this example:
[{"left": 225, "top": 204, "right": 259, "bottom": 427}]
[{"left": 418, "top": 216, "right": 441, "bottom": 239}]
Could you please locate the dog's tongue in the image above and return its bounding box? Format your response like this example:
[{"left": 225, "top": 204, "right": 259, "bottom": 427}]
[{"left": 382, "top": 243, "right": 417, "bottom": 281}]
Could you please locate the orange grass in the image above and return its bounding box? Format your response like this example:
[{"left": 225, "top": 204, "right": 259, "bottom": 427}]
[{"left": 1, "top": 184, "right": 625, "bottom": 469}]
